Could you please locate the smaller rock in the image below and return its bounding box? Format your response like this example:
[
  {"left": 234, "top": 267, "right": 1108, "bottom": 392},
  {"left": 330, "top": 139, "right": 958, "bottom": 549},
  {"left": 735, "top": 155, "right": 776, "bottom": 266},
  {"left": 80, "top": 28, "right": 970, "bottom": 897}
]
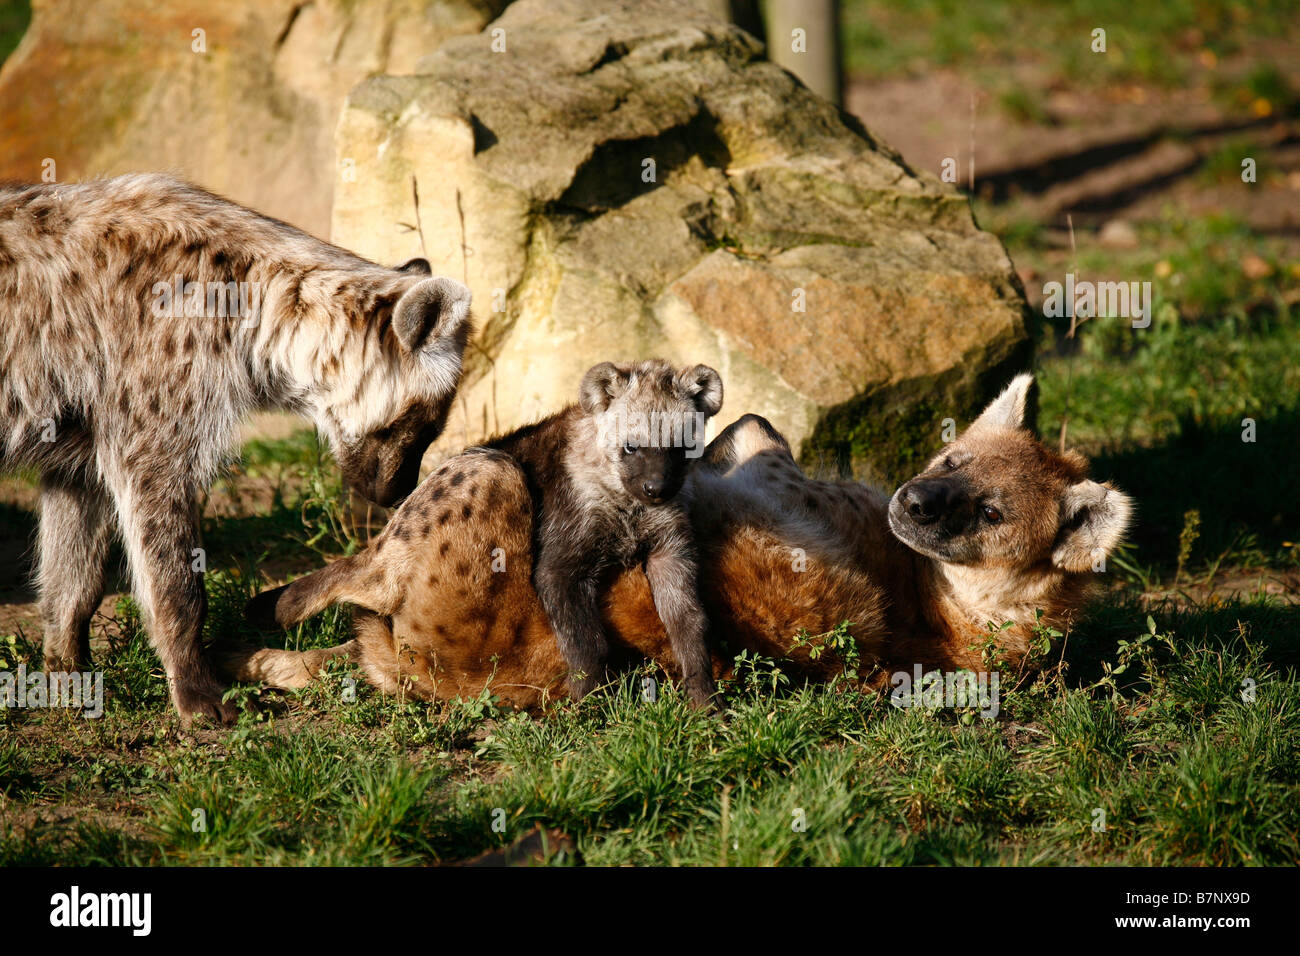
[
  {"left": 1098, "top": 219, "right": 1139, "bottom": 249},
  {"left": 1241, "top": 254, "right": 1273, "bottom": 280}
]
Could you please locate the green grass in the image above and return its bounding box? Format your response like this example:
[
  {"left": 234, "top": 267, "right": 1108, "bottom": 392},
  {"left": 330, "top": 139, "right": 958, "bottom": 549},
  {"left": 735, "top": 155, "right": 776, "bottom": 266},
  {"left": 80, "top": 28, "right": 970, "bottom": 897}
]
[
  {"left": 3, "top": 583, "right": 1296, "bottom": 865},
  {"left": 0, "top": 0, "right": 28, "bottom": 68},
  {"left": 841, "top": 0, "right": 1299, "bottom": 86}
]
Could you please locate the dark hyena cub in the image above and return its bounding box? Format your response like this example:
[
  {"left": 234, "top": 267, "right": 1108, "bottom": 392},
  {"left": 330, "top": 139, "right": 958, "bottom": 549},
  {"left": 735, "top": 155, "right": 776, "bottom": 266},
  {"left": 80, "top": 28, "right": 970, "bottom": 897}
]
[
  {"left": 0, "top": 174, "right": 472, "bottom": 724},
  {"left": 245, "top": 359, "right": 724, "bottom": 706},
  {"left": 500, "top": 360, "right": 723, "bottom": 703}
]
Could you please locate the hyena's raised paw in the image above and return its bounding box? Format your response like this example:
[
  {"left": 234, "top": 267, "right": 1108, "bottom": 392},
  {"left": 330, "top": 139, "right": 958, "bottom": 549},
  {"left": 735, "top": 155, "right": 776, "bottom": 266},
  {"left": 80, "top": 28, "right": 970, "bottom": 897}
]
[
  {"left": 245, "top": 584, "right": 290, "bottom": 630},
  {"left": 172, "top": 674, "right": 241, "bottom": 728}
]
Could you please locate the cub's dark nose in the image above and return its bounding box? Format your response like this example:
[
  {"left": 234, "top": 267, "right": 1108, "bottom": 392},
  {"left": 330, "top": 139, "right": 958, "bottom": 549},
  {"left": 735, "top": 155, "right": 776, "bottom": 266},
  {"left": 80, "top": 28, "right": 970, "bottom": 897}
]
[
  {"left": 902, "top": 479, "right": 952, "bottom": 524},
  {"left": 642, "top": 479, "right": 664, "bottom": 501}
]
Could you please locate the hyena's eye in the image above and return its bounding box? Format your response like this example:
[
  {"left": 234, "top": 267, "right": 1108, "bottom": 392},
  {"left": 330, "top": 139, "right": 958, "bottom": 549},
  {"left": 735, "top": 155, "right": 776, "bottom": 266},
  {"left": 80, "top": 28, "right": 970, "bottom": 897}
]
[
  {"left": 622, "top": 440, "right": 638, "bottom": 456},
  {"left": 982, "top": 505, "right": 1003, "bottom": 524},
  {"left": 943, "top": 456, "right": 956, "bottom": 470}
]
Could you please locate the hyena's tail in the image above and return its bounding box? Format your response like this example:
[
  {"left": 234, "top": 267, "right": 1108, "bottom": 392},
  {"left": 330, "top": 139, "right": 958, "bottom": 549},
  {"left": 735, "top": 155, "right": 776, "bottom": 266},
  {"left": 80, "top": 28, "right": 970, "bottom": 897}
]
[{"left": 219, "top": 552, "right": 392, "bottom": 691}]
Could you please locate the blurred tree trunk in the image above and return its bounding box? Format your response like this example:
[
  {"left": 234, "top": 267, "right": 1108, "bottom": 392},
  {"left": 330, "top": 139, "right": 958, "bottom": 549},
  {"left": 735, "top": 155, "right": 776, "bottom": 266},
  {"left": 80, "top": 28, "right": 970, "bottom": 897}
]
[
  {"left": 761, "top": 0, "right": 842, "bottom": 105},
  {"left": 724, "top": 0, "right": 766, "bottom": 41}
]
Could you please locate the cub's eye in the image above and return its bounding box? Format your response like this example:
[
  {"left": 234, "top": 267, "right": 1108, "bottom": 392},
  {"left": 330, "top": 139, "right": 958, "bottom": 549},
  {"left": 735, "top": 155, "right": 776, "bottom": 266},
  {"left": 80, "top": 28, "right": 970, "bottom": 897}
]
[
  {"left": 943, "top": 456, "right": 956, "bottom": 470},
  {"left": 982, "top": 505, "right": 1003, "bottom": 524},
  {"left": 622, "top": 440, "right": 638, "bottom": 455}
]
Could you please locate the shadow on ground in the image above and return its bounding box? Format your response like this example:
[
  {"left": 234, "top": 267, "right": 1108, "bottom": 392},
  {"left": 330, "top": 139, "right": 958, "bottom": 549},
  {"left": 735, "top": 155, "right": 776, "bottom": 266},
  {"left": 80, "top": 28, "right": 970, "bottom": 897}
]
[
  {"left": 1091, "top": 408, "right": 1299, "bottom": 566},
  {"left": 1066, "top": 591, "right": 1300, "bottom": 688},
  {"left": 0, "top": 500, "right": 36, "bottom": 603}
]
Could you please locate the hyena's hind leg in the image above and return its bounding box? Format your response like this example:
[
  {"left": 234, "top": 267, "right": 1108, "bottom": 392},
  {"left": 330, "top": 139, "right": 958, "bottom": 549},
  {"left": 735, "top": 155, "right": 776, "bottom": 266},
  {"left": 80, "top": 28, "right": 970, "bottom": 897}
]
[
  {"left": 37, "top": 473, "right": 114, "bottom": 669},
  {"left": 692, "top": 414, "right": 806, "bottom": 508},
  {"left": 244, "top": 551, "right": 395, "bottom": 630},
  {"left": 103, "top": 459, "right": 236, "bottom": 726},
  {"left": 222, "top": 551, "right": 393, "bottom": 691},
  {"left": 219, "top": 638, "right": 361, "bottom": 691},
  {"left": 698, "top": 413, "right": 793, "bottom": 474}
]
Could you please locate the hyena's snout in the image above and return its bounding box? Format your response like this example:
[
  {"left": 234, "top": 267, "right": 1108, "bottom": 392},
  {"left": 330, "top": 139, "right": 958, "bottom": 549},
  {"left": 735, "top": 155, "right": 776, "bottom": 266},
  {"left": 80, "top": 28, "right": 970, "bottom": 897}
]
[
  {"left": 888, "top": 476, "right": 984, "bottom": 561},
  {"left": 342, "top": 402, "right": 453, "bottom": 507},
  {"left": 340, "top": 439, "right": 419, "bottom": 508},
  {"left": 636, "top": 457, "right": 677, "bottom": 505},
  {"left": 641, "top": 476, "right": 666, "bottom": 502},
  {"left": 367, "top": 442, "right": 426, "bottom": 507},
  {"left": 897, "top": 478, "right": 964, "bottom": 526}
]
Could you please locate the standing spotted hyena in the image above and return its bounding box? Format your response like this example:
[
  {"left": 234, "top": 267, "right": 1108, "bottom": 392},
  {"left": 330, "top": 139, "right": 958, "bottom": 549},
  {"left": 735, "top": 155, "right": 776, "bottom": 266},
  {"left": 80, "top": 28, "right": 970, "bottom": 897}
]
[{"left": 0, "top": 173, "right": 472, "bottom": 724}]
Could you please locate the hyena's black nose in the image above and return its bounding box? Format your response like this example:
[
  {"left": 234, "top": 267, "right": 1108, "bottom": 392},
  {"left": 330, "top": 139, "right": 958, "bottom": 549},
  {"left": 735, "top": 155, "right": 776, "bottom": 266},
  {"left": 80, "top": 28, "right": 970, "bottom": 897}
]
[
  {"left": 642, "top": 479, "right": 664, "bottom": 500},
  {"left": 903, "top": 480, "right": 952, "bottom": 524}
]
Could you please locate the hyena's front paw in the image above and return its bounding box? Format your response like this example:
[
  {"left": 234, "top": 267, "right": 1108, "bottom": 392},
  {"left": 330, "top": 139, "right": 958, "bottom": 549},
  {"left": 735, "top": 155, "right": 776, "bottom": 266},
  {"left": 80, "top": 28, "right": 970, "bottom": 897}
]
[
  {"left": 245, "top": 584, "right": 290, "bottom": 630},
  {"left": 43, "top": 651, "right": 89, "bottom": 673},
  {"left": 567, "top": 670, "right": 601, "bottom": 700},
  {"left": 172, "top": 673, "right": 240, "bottom": 728},
  {"left": 684, "top": 672, "right": 720, "bottom": 711}
]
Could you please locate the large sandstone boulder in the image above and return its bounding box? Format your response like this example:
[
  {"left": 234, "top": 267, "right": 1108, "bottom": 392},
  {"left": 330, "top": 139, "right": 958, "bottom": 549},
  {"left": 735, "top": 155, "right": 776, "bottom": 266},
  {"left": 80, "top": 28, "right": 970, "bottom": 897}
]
[
  {"left": 0, "top": 0, "right": 507, "bottom": 238},
  {"left": 333, "top": 0, "right": 1030, "bottom": 481}
]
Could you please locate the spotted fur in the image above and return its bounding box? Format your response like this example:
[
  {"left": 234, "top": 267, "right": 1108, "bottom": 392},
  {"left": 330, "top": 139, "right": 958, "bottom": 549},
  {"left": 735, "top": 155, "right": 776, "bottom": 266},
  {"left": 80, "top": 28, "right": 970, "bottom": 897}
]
[
  {"left": 0, "top": 174, "right": 472, "bottom": 724},
  {"left": 236, "top": 360, "right": 724, "bottom": 706},
  {"left": 229, "top": 377, "right": 1133, "bottom": 706}
]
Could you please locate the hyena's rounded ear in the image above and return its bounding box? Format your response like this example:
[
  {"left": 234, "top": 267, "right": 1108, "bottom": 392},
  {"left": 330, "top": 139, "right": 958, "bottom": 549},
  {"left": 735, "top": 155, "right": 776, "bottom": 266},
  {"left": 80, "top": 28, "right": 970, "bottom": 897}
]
[
  {"left": 1051, "top": 480, "right": 1134, "bottom": 572},
  {"left": 676, "top": 364, "right": 724, "bottom": 418},
  {"left": 393, "top": 277, "right": 472, "bottom": 354},
  {"left": 395, "top": 257, "right": 432, "bottom": 275},
  {"left": 580, "top": 362, "right": 631, "bottom": 414},
  {"left": 969, "top": 373, "right": 1037, "bottom": 433}
]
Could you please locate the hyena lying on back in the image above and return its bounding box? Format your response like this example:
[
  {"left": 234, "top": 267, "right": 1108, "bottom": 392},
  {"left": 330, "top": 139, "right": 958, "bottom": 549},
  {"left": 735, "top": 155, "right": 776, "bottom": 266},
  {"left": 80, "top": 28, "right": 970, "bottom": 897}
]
[
  {"left": 241, "top": 360, "right": 724, "bottom": 706},
  {"left": 227, "top": 374, "right": 1133, "bottom": 707},
  {"left": 679, "top": 373, "right": 1135, "bottom": 679},
  {"left": 0, "top": 174, "right": 472, "bottom": 724}
]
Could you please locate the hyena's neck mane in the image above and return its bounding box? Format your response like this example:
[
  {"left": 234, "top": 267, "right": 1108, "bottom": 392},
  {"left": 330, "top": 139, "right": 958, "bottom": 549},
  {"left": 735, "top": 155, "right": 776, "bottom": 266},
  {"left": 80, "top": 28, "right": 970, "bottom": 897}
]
[{"left": 245, "top": 264, "right": 418, "bottom": 409}]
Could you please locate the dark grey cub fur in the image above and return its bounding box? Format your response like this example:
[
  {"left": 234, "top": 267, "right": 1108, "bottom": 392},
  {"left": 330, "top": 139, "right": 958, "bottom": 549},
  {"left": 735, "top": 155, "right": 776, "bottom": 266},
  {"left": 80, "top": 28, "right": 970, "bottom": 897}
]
[{"left": 487, "top": 359, "right": 724, "bottom": 704}]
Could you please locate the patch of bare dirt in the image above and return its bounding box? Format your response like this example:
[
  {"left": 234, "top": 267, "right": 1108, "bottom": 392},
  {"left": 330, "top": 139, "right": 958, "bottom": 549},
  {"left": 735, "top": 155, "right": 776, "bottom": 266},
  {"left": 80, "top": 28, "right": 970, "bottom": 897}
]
[
  {"left": 846, "top": 50, "right": 1300, "bottom": 233},
  {"left": 1141, "top": 567, "right": 1300, "bottom": 607}
]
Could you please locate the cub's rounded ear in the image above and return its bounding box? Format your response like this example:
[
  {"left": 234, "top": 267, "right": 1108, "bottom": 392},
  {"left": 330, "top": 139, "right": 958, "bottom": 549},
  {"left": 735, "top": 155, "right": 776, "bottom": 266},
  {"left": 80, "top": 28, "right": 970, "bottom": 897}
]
[
  {"left": 580, "top": 362, "right": 631, "bottom": 414},
  {"left": 970, "top": 373, "right": 1037, "bottom": 433},
  {"left": 393, "top": 277, "right": 472, "bottom": 354},
  {"left": 396, "top": 257, "right": 432, "bottom": 275},
  {"left": 676, "top": 364, "right": 724, "bottom": 417},
  {"left": 1052, "top": 480, "right": 1133, "bottom": 572}
]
